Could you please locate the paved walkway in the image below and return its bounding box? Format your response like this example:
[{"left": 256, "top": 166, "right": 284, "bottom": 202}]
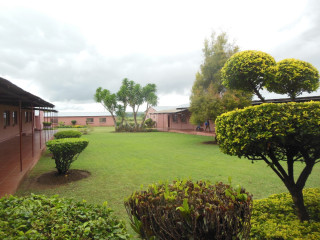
[{"left": 0, "top": 130, "right": 55, "bottom": 198}]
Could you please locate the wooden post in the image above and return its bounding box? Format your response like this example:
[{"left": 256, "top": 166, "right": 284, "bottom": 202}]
[
  {"left": 19, "top": 101, "right": 23, "bottom": 172},
  {"left": 31, "top": 105, "right": 34, "bottom": 157}
]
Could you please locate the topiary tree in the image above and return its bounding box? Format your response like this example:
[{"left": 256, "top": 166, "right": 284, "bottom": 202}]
[
  {"left": 221, "top": 50, "right": 276, "bottom": 102},
  {"left": 46, "top": 138, "right": 89, "bottom": 175},
  {"left": 266, "top": 58, "right": 320, "bottom": 100},
  {"left": 71, "top": 120, "right": 77, "bottom": 125},
  {"left": 215, "top": 102, "right": 320, "bottom": 221}
]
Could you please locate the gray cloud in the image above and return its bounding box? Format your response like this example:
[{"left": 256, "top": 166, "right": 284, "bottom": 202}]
[{"left": 0, "top": 8, "right": 201, "bottom": 107}]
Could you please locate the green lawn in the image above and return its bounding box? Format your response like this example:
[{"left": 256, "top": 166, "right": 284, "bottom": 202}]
[{"left": 17, "top": 127, "right": 320, "bottom": 234}]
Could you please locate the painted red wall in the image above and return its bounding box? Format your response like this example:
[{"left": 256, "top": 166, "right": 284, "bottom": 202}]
[
  {"left": 0, "top": 105, "right": 34, "bottom": 142},
  {"left": 56, "top": 116, "right": 115, "bottom": 127}
]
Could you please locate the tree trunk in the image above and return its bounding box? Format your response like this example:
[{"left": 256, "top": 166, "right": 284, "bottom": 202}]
[
  {"left": 253, "top": 88, "right": 265, "bottom": 102},
  {"left": 287, "top": 185, "right": 310, "bottom": 221},
  {"left": 111, "top": 114, "right": 117, "bottom": 130}
]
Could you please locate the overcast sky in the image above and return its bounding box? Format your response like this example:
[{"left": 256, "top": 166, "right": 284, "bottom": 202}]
[{"left": 1, "top": 0, "right": 319, "bottom": 112}]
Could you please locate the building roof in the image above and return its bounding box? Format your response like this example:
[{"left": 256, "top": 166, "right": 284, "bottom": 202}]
[
  {"left": 58, "top": 112, "right": 111, "bottom": 117},
  {"left": 0, "top": 77, "right": 55, "bottom": 110},
  {"left": 252, "top": 96, "right": 320, "bottom": 105}
]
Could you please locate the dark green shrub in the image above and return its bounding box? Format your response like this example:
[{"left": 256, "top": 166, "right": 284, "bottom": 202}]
[
  {"left": 0, "top": 194, "right": 130, "bottom": 239},
  {"left": 124, "top": 179, "right": 252, "bottom": 240},
  {"left": 42, "top": 121, "right": 52, "bottom": 127},
  {"left": 215, "top": 102, "right": 320, "bottom": 221},
  {"left": 54, "top": 130, "right": 82, "bottom": 139},
  {"left": 144, "top": 118, "right": 156, "bottom": 128},
  {"left": 71, "top": 120, "right": 77, "bottom": 125},
  {"left": 46, "top": 138, "right": 89, "bottom": 175},
  {"left": 251, "top": 188, "right": 320, "bottom": 239}
]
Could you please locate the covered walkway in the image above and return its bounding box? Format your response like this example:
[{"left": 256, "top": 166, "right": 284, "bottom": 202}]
[{"left": 0, "top": 130, "right": 55, "bottom": 197}]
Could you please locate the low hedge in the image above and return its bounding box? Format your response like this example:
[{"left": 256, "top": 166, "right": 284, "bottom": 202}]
[
  {"left": 125, "top": 179, "right": 252, "bottom": 239},
  {"left": 54, "top": 130, "right": 82, "bottom": 139},
  {"left": 0, "top": 194, "right": 130, "bottom": 239},
  {"left": 251, "top": 188, "right": 320, "bottom": 239},
  {"left": 46, "top": 138, "right": 89, "bottom": 175}
]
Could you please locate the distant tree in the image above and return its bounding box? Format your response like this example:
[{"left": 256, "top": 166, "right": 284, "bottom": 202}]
[
  {"left": 266, "top": 58, "right": 320, "bottom": 100},
  {"left": 94, "top": 87, "right": 118, "bottom": 127},
  {"left": 141, "top": 83, "right": 158, "bottom": 127},
  {"left": 190, "top": 32, "right": 251, "bottom": 125},
  {"left": 117, "top": 78, "right": 130, "bottom": 126},
  {"left": 127, "top": 81, "right": 144, "bottom": 127},
  {"left": 216, "top": 102, "right": 320, "bottom": 222},
  {"left": 221, "top": 50, "right": 276, "bottom": 102}
]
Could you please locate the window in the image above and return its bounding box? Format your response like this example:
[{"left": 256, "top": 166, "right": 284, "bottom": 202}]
[
  {"left": 51, "top": 118, "right": 58, "bottom": 124},
  {"left": 181, "top": 114, "right": 187, "bottom": 123},
  {"left": 29, "top": 111, "right": 33, "bottom": 122},
  {"left": 86, "top": 118, "right": 94, "bottom": 123},
  {"left": 25, "top": 112, "right": 28, "bottom": 123},
  {"left": 3, "top": 111, "right": 10, "bottom": 127},
  {"left": 172, "top": 114, "right": 178, "bottom": 123},
  {"left": 99, "top": 117, "right": 106, "bottom": 123},
  {"left": 13, "top": 111, "right": 18, "bottom": 125}
]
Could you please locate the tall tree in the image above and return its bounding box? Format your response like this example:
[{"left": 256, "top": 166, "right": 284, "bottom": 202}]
[
  {"left": 190, "top": 32, "right": 251, "bottom": 125},
  {"left": 266, "top": 58, "right": 320, "bottom": 100},
  {"left": 141, "top": 83, "right": 158, "bottom": 127},
  {"left": 94, "top": 87, "right": 118, "bottom": 127},
  {"left": 117, "top": 78, "right": 130, "bottom": 126},
  {"left": 127, "top": 81, "right": 144, "bottom": 127}
]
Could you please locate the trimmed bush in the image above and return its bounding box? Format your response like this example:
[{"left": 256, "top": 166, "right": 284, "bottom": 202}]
[
  {"left": 215, "top": 102, "right": 320, "bottom": 221},
  {"left": 54, "top": 130, "right": 82, "bottom": 139},
  {"left": 144, "top": 118, "right": 156, "bottom": 128},
  {"left": 251, "top": 188, "right": 320, "bottom": 239},
  {"left": 71, "top": 120, "right": 77, "bottom": 125},
  {"left": 124, "top": 179, "right": 252, "bottom": 240},
  {"left": 0, "top": 194, "right": 130, "bottom": 239},
  {"left": 46, "top": 138, "right": 89, "bottom": 175}
]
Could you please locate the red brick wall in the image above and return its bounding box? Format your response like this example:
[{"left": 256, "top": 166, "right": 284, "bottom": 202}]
[{"left": 56, "top": 116, "right": 115, "bottom": 127}]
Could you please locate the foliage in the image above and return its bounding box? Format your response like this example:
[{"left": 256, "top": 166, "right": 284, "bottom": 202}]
[
  {"left": 251, "top": 188, "right": 320, "bottom": 239},
  {"left": 144, "top": 118, "right": 156, "bottom": 128},
  {"left": 46, "top": 138, "right": 89, "bottom": 175},
  {"left": 0, "top": 194, "right": 130, "bottom": 240},
  {"left": 94, "top": 87, "right": 118, "bottom": 127},
  {"left": 71, "top": 120, "right": 77, "bottom": 125},
  {"left": 124, "top": 179, "right": 252, "bottom": 240},
  {"left": 57, "top": 124, "right": 86, "bottom": 128},
  {"left": 190, "top": 32, "right": 251, "bottom": 124},
  {"left": 215, "top": 102, "right": 320, "bottom": 221},
  {"left": 266, "top": 58, "right": 320, "bottom": 100},
  {"left": 42, "top": 121, "right": 52, "bottom": 127},
  {"left": 54, "top": 130, "right": 82, "bottom": 139},
  {"left": 190, "top": 84, "right": 251, "bottom": 124},
  {"left": 221, "top": 50, "right": 276, "bottom": 102}
]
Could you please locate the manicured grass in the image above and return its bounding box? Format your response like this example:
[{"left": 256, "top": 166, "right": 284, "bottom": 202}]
[{"left": 17, "top": 127, "right": 320, "bottom": 234}]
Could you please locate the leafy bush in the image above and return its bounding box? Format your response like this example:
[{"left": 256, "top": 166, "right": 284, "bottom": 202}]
[
  {"left": 42, "top": 121, "right": 52, "bottom": 127},
  {"left": 144, "top": 118, "right": 156, "bottom": 128},
  {"left": 124, "top": 179, "right": 252, "bottom": 240},
  {"left": 71, "top": 120, "right": 77, "bottom": 125},
  {"left": 46, "top": 138, "right": 89, "bottom": 175},
  {"left": 54, "top": 130, "right": 82, "bottom": 139},
  {"left": 0, "top": 194, "right": 130, "bottom": 239},
  {"left": 215, "top": 102, "right": 320, "bottom": 221},
  {"left": 251, "top": 188, "right": 320, "bottom": 239}
]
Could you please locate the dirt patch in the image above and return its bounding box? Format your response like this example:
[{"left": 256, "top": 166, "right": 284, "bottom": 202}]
[
  {"left": 20, "top": 170, "right": 91, "bottom": 191},
  {"left": 202, "top": 141, "right": 217, "bottom": 145},
  {"left": 37, "top": 169, "right": 91, "bottom": 185}
]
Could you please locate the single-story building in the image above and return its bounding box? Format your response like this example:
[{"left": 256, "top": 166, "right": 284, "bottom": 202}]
[
  {"left": 0, "top": 76, "right": 56, "bottom": 196},
  {"left": 55, "top": 112, "right": 115, "bottom": 127},
  {"left": 147, "top": 96, "right": 320, "bottom": 133}
]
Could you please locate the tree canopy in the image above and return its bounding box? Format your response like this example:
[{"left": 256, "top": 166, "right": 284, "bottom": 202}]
[
  {"left": 266, "top": 58, "right": 320, "bottom": 100},
  {"left": 221, "top": 50, "right": 276, "bottom": 102},
  {"left": 190, "top": 32, "right": 251, "bottom": 125},
  {"left": 215, "top": 102, "right": 320, "bottom": 221}
]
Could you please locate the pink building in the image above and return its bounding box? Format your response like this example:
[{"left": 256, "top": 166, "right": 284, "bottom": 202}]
[
  {"left": 146, "top": 105, "right": 215, "bottom": 132},
  {"left": 55, "top": 112, "right": 115, "bottom": 127}
]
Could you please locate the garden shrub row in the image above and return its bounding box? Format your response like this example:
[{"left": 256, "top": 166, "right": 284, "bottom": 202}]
[
  {"left": 125, "top": 179, "right": 252, "bottom": 240},
  {"left": 0, "top": 194, "right": 130, "bottom": 239},
  {"left": 54, "top": 130, "right": 82, "bottom": 139},
  {"left": 250, "top": 188, "right": 320, "bottom": 239}
]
